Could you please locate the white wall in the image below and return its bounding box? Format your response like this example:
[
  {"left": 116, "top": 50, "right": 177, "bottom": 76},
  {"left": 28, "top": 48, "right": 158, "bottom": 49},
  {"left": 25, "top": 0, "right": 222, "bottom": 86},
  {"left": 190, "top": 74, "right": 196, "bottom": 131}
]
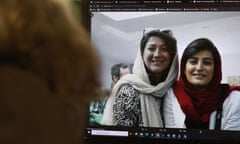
[
  {"left": 92, "top": 12, "right": 240, "bottom": 87},
  {"left": 222, "top": 55, "right": 240, "bottom": 83}
]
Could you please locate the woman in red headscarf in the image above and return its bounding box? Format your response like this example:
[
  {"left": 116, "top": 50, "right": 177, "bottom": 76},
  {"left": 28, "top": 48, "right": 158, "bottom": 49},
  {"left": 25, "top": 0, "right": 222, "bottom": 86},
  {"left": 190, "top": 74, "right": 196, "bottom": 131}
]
[{"left": 164, "top": 38, "right": 240, "bottom": 130}]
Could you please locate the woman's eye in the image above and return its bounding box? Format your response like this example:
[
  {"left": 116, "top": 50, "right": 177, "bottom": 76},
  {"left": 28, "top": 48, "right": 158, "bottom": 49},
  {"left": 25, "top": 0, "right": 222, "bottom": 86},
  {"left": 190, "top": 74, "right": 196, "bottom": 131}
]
[
  {"left": 148, "top": 47, "right": 156, "bottom": 51},
  {"left": 188, "top": 59, "right": 197, "bottom": 65},
  {"left": 203, "top": 60, "right": 213, "bottom": 65},
  {"left": 160, "top": 47, "right": 168, "bottom": 52}
]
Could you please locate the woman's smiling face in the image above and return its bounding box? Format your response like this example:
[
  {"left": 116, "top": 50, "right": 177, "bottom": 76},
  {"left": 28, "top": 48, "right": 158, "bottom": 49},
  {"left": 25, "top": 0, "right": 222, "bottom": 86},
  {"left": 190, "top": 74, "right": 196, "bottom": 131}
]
[
  {"left": 184, "top": 50, "right": 214, "bottom": 89},
  {"left": 142, "top": 36, "right": 171, "bottom": 79}
]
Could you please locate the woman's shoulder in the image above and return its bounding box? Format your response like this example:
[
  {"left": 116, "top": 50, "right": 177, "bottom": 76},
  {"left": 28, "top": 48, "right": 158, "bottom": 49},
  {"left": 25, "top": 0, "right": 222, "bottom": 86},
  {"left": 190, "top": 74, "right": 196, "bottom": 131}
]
[
  {"left": 115, "top": 84, "right": 140, "bottom": 108},
  {"left": 224, "top": 90, "right": 240, "bottom": 108},
  {"left": 120, "top": 83, "right": 133, "bottom": 89},
  {"left": 119, "top": 84, "right": 135, "bottom": 92},
  {"left": 118, "top": 84, "right": 139, "bottom": 97},
  {"left": 227, "top": 90, "right": 240, "bottom": 99},
  {"left": 225, "top": 84, "right": 240, "bottom": 98}
]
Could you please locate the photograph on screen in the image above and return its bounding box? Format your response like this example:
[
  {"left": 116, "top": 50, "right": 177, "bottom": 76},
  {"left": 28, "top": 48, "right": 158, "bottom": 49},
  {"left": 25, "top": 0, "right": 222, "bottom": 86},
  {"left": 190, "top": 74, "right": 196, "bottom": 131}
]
[{"left": 89, "top": 11, "right": 240, "bottom": 131}]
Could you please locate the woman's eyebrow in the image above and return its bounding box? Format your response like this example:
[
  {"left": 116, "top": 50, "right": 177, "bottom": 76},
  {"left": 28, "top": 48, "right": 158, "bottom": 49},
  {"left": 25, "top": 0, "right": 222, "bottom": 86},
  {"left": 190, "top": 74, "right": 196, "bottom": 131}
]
[
  {"left": 188, "top": 57, "right": 197, "bottom": 60},
  {"left": 203, "top": 57, "right": 214, "bottom": 60},
  {"left": 188, "top": 57, "right": 213, "bottom": 60}
]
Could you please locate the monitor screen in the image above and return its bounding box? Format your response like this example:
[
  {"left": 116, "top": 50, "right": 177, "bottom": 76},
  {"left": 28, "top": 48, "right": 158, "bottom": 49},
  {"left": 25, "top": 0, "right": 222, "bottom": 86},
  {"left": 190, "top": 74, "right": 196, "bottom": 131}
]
[{"left": 85, "top": 1, "right": 240, "bottom": 144}]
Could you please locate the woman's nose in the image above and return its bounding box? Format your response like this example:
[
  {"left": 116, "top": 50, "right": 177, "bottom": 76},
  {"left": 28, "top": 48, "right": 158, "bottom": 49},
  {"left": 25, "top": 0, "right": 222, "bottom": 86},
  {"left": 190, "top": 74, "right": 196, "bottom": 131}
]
[
  {"left": 153, "top": 48, "right": 162, "bottom": 57},
  {"left": 196, "top": 61, "right": 203, "bottom": 70}
]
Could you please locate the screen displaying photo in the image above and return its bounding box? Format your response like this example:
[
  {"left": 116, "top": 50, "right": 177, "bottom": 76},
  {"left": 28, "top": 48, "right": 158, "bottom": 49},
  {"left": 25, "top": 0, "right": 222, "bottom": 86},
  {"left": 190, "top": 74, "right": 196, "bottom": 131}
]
[{"left": 89, "top": 11, "right": 240, "bottom": 129}]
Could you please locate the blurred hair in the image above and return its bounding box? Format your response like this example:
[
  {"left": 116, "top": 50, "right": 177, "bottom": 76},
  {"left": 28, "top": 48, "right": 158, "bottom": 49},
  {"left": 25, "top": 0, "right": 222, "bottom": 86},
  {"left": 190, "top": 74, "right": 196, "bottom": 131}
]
[
  {"left": 111, "top": 63, "right": 128, "bottom": 80},
  {"left": 0, "top": 0, "right": 100, "bottom": 104}
]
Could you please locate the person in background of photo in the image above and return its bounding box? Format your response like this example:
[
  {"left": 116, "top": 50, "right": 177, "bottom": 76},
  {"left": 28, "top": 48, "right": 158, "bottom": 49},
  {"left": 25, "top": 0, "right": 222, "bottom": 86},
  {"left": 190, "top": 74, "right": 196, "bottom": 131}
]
[
  {"left": 0, "top": 0, "right": 100, "bottom": 144},
  {"left": 111, "top": 63, "right": 130, "bottom": 89},
  {"left": 164, "top": 38, "right": 240, "bottom": 130},
  {"left": 102, "top": 29, "right": 179, "bottom": 127},
  {"left": 89, "top": 63, "right": 130, "bottom": 125},
  {"left": 89, "top": 87, "right": 110, "bottom": 126}
]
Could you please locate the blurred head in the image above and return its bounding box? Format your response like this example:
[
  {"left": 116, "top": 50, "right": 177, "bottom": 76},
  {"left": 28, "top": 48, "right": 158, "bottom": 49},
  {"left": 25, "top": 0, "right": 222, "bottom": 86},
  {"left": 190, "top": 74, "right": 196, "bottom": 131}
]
[
  {"left": 0, "top": 0, "right": 99, "bottom": 143},
  {"left": 180, "top": 38, "right": 221, "bottom": 89},
  {"left": 140, "top": 29, "right": 177, "bottom": 83},
  {"left": 120, "top": 64, "right": 130, "bottom": 77},
  {"left": 111, "top": 63, "right": 129, "bottom": 88}
]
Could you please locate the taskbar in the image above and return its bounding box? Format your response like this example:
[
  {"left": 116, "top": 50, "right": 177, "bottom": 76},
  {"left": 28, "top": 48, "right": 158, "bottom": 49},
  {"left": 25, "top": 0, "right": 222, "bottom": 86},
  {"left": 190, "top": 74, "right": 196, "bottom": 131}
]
[{"left": 85, "top": 126, "right": 240, "bottom": 144}]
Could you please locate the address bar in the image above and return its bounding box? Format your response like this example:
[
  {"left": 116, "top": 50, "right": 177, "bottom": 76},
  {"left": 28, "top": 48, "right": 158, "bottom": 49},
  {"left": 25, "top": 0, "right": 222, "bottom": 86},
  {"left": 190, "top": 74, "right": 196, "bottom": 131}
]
[{"left": 91, "top": 129, "right": 129, "bottom": 137}]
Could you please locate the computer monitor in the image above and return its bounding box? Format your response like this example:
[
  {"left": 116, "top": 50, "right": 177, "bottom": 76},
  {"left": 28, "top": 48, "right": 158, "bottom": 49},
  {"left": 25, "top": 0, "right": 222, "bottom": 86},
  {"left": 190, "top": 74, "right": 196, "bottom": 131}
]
[{"left": 84, "top": 1, "right": 240, "bottom": 144}]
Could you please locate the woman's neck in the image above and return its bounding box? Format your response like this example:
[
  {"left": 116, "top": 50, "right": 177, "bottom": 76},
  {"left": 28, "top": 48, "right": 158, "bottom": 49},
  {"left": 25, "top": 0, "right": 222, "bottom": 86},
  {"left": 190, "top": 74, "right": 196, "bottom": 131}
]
[
  {"left": 149, "top": 73, "right": 166, "bottom": 86},
  {"left": 145, "top": 64, "right": 169, "bottom": 86}
]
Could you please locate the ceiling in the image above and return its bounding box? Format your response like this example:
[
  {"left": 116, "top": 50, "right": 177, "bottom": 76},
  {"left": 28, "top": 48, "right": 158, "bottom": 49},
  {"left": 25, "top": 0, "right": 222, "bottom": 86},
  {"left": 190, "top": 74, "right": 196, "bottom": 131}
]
[{"left": 91, "top": 11, "right": 240, "bottom": 86}]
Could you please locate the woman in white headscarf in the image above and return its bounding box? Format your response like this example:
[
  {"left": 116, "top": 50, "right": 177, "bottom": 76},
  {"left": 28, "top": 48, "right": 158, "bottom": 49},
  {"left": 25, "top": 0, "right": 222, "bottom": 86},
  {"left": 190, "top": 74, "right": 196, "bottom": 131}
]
[{"left": 102, "top": 29, "right": 178, "bottom": 127}]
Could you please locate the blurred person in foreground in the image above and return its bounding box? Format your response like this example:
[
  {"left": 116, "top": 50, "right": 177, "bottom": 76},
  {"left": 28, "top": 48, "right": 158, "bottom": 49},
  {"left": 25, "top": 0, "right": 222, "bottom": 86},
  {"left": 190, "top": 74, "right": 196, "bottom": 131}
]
[{"left": 0, "top": 0, "right": 100, "bottom": 144}]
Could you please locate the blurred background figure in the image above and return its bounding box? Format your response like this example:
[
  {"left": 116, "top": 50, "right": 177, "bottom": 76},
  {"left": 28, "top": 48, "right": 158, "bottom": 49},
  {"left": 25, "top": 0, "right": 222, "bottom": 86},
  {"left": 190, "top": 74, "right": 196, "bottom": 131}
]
[
  {"left": 0, "top": 0, "right": 100, "bottom": 144},
  {"left": 111, "top": 63, "right": 130, "bottom": 89},
  {"left": 89, "top": 63, "right": 130, "bottom": 125},
  {"left": 89, "top": 87, "right": 110, "bottom": 126}
]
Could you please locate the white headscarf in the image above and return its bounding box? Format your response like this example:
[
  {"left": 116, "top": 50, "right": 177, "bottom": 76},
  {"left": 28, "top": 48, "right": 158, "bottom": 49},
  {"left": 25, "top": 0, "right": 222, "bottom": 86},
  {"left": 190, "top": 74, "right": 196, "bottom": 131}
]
[{"left": 101, "top": 47, "right": 179, "bottom": 127}]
